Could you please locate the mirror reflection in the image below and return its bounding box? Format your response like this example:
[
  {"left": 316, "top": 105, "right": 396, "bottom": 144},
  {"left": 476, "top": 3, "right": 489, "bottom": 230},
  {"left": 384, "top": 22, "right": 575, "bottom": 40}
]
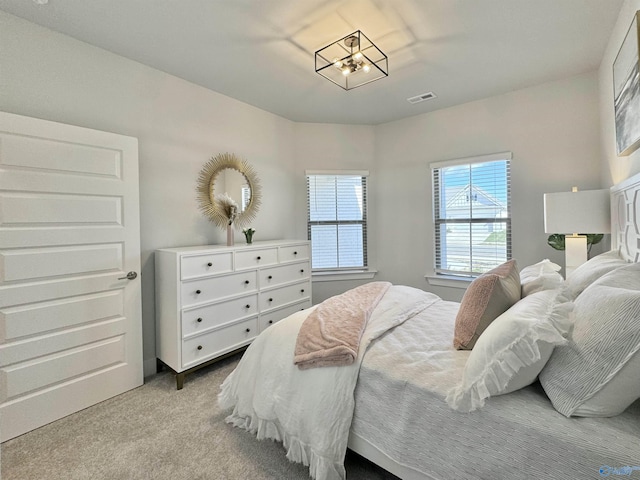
[{"left": 213, "top": 168, "right": 251, "bottom": 213}]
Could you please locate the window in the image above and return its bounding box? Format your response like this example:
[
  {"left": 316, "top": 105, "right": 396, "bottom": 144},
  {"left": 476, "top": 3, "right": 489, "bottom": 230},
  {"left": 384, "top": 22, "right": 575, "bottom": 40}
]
[
  {"left": 306, "top": 171, "right": 368, "bottom": 270},
  {"left": 431, "top": 152, "right": 511, "bottom": 277},
  {"left": 241, "top": 184, "right": 251, "bottom": 211}
]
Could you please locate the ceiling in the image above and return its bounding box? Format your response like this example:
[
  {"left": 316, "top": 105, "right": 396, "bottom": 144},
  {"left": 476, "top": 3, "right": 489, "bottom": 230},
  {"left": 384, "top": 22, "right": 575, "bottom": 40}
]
[{"left": 0, "top": 0, "right": 624, "bottom": 125}]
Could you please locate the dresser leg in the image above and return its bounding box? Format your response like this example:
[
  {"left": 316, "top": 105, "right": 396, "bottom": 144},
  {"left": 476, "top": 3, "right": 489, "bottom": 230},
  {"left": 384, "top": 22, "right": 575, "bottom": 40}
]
[{"left": 176, "top": 372, "right": 185, "bottom": 390}]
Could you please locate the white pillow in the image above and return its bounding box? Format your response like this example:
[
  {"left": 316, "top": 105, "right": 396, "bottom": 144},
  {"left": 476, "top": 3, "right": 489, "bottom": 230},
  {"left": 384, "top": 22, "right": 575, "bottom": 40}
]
[
  {"left": 520, "top": 259, "right": 563, "bottom": 297},
  {"left": 446, "top": 288, "right": 573, "bottom": 412},
  {"left": 564, "top": 249, "right": 627, "bottom": 298},
  {"left": 520, "top": 259, "right": 561, "bottom": 277},
  {"left": 540, "top": 262, "right": 640, "bottom": 417}
]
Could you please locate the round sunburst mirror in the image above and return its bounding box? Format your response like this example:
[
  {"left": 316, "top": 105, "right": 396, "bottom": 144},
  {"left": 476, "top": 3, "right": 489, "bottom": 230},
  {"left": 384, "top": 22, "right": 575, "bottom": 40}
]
[{"left": 196, "top": 153, "right": 261, "bottom": 230}]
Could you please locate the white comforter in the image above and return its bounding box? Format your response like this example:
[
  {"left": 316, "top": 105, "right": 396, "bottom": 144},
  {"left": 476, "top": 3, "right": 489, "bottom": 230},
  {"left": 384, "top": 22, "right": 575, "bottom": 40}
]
[
  {"left": 349, "top": 299, "right": 640, "bottom": 480},
  {"left": 218, "top": 285, "right": 440, "bottom": 480}
]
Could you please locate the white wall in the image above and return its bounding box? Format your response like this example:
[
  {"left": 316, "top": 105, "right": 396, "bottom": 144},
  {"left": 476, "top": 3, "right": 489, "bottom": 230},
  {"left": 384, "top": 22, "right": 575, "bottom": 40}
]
[
  {"left": 1, "top": 11, "right": 606, "bottom": 373},
  {"left": 599, "top": 0, "right": 640, "bottom": 185},
  {"left": 291, "top": 74, "right": 603, "bottom": 304},
  {"left": 0, "top": 12, "right": 297, "bottom": 376},
  {"left": 293, "top": 123, "right": 376, "bottom": 303},
  {"left": 373, "top": 73, "right": 603, "bottom": 301}
]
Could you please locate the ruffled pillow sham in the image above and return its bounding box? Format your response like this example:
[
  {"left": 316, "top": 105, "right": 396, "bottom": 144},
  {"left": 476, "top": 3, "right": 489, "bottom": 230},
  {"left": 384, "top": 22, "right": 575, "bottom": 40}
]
[
  {"left": 539, "top": 262, "right": 640, "bottom": 417},
  {"left": 447, "top": 288, "right": 573, "bottom": 412},
  {"left": 453, "top": 259, "right": 521, "bottom": 350},
  {"left": 520, "top": 259, "right": 563, "bottom": 297}
]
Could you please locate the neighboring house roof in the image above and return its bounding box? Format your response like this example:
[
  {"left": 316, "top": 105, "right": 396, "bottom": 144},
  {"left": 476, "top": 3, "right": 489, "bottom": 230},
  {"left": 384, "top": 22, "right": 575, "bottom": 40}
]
[{"left": 445, "top": 184, "right": 505, "bottom": 211}]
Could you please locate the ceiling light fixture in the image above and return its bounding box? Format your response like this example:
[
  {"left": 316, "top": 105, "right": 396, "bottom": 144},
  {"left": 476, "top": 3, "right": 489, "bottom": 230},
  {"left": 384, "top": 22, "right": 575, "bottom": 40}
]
[{"left": 315, "top": 30, "right": 388, "bottom": 91}]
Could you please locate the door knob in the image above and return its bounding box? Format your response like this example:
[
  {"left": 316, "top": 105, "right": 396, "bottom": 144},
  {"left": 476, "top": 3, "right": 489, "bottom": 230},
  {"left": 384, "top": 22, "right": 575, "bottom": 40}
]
[{"left": 118, "top": 271, "right": 138, "bottom": 280}]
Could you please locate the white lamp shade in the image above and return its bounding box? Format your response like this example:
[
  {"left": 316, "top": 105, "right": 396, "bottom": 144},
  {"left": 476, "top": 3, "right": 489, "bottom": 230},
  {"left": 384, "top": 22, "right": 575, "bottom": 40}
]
[{"left": 543, "top": 189, "right": 611, "bottom": 234}]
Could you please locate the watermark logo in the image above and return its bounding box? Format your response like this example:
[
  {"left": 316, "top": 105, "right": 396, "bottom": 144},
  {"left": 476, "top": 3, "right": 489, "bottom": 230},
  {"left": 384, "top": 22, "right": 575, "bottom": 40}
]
[{"left": 599, "top": 465, "right": 640, "bottom": 477}]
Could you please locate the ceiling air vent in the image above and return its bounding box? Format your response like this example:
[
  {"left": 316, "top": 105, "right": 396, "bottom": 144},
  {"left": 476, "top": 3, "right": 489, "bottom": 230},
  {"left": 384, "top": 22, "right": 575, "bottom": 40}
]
[{"left": 407, "top": 92, "right": 437, "bottom": 104}]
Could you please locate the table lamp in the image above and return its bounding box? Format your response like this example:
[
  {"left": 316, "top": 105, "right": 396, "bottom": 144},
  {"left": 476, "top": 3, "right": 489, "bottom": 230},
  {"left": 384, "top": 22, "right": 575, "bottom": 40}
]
[{"left": 543, "top": 187, "right": 610, "bottom": 278}]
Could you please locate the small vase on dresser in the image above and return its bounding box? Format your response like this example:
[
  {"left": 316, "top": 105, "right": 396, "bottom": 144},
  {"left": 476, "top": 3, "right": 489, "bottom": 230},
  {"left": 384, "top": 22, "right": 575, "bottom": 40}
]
[
  {"left": 226, "top": 223, "right": 234, "bottom": 246},
  {"left": 155, "top": 240, "right": 312, "bottom": 389}
]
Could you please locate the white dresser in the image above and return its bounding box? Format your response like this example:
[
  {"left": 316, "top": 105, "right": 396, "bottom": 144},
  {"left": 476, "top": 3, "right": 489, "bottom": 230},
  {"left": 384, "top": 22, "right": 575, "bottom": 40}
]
[{"left": 155, "top": 240, "right": 312, "bottom": 389}]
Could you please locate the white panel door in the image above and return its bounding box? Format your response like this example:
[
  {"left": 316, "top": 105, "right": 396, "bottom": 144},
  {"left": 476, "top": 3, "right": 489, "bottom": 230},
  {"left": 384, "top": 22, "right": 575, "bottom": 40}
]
[{"left": 0, "top": 111, "right": 143, "bottom": 442}]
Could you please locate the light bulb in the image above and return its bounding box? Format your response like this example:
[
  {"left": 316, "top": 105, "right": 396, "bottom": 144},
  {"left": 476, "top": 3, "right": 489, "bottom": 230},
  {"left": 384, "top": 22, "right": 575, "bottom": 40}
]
[
  {"left": 342, "top": 67, "right": 351, "bottom": 76},
  {"left": 333, "top": 58, "right": 343, "bottom": 68},
  {"left": 353, "top": 52, "right": 363, "bottom": 61},
  {"left": 363, "top": 64, "right": 371, "bottom": 73}
]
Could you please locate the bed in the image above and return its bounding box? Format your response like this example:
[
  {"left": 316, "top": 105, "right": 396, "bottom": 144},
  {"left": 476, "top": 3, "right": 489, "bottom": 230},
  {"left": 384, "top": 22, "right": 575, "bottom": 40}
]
[{"left": 218, "top": 173, "right": 640, "bottom": 480}]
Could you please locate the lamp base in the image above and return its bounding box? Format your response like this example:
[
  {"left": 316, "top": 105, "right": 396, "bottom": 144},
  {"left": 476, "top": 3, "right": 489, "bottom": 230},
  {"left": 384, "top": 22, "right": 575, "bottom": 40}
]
[{"left": 565, "top": 235, "right": 587, "bottom": 278}]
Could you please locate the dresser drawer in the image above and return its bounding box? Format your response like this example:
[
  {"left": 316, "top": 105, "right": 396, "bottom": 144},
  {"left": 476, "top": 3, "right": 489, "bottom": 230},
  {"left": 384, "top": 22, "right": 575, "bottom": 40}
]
[
  {"left": 182, "top": 317, "right": 258, "bottom": 368},
  {"left": 181, "top": 252, "right": 233, "bottom": 280},
  {"left": 182, "top": 294, "right": 258, "bottom": 337},
  {"left": 181, "top": 270, "right": 257, "bottom": 307},
  {"left": 279, "top": 244, "right": 309, "bottom": 263},
  {"left": 260, "top": 261, "right": 310, "bottom": 288},
  {"left": 235, "top": 247, "right": 278, "bottom": 270},
  {"left": 260, "top": 281, "right": 311, "bottom": 311},
  {"left": 259, "top": 300, "right": 312, "bottom": 332}
]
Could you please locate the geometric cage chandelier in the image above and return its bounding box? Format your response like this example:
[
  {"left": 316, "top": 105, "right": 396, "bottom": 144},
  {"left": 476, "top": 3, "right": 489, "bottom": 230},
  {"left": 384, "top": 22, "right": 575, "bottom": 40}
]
[{"left": 315, "top": 30, "right": 388, "bottom": 90}]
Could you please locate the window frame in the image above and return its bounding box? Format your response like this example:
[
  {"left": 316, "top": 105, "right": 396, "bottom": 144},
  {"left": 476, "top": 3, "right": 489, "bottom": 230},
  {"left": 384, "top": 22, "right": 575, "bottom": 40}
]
[
  {"left": 430, "top": 152, "right": 512, "bottom": 278},
  {"left": 306, "top": 170, "right": 369, "bottom": 273}
]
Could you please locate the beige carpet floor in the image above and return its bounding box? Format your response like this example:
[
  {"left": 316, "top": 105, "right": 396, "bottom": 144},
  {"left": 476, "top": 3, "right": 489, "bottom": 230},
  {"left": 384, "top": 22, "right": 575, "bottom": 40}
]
[{"left": 1, "top": 353, "right": 399, "bottom": 480}]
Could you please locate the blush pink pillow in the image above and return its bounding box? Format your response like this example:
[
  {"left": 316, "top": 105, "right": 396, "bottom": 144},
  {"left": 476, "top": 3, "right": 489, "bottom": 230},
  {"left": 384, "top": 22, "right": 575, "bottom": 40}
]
[{"left": 454, "top": 259, "right": 521, "bottom": 350}]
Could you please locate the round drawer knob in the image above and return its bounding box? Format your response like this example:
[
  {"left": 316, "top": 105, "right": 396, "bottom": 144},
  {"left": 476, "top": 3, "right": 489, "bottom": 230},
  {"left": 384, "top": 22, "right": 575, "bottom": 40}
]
[
  {"left": 207, "top": 262, "right": 212, "bottom": 267},
  {"left": 244, "top": 280, "right": 250, "bottom": 284},
  {"left": 197, "top": 317, "right": 203, "bottom": 323},
  {"left": 300, "top": 269, "right": 304, "bottom": 273},
  {"left": 197, "top": 345, "right": 203, "bottom": 350},
  {"left": 245, "top": 304, "right": 251, "bottom": 309},
  {"left": 268, "top": 275, "right": 273, "bottom": 280},
  {"left": 301, "top": 289, "right": 305, "bottom": 293},
  {"left": 245, "top": 328, "right": 251, "bottom": 333},
  {"left": 196, "top": 289, "right": 201, "bottom": 294},
  {"left": 256, "top": 256, "right": 261, "bottom": 260},
  {"left": 293, "top": 251, "right": 298, "bottom": 255},
  {"left": 268, "top": 320, "right": 273, "bottom": 324},
  {"left": 269, "top": 298, "right": 273, "bottom": 302}
]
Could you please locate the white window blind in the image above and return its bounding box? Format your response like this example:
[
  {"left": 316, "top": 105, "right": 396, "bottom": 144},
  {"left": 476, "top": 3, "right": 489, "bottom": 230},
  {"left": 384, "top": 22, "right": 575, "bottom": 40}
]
[
  {"left": 306, "top": 173, "right": 368, "bottom": 270},
  {"left": 432, "top": 154, "right": 511, "bottom": 277}
]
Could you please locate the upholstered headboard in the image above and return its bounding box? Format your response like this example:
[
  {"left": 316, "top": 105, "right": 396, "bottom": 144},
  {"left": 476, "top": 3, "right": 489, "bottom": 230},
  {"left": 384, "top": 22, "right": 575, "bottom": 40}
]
[{"left": 611, "top": 171, "right": 640, "bottom": 263}]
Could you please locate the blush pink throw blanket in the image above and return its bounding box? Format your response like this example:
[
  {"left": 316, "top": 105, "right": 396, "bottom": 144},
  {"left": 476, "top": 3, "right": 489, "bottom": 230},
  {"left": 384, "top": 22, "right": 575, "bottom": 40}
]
[{"left": 293, "top": 281, "right": 391, "bottom": 370}]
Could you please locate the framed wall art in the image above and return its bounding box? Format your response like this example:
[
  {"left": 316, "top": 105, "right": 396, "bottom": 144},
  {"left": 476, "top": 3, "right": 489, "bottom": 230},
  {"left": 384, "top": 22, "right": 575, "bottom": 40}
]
[{"left": 614, "top": 11, "right": 640, "bottom": 157}]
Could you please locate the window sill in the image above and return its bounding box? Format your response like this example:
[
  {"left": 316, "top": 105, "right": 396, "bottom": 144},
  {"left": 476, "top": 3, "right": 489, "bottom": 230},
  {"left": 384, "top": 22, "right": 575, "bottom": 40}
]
[
  {"left": 425, "top": 274, "right": 474, "bottom": 289},
  {"left": 312, "top": 269, "right": 378, "bottom": 282}
]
